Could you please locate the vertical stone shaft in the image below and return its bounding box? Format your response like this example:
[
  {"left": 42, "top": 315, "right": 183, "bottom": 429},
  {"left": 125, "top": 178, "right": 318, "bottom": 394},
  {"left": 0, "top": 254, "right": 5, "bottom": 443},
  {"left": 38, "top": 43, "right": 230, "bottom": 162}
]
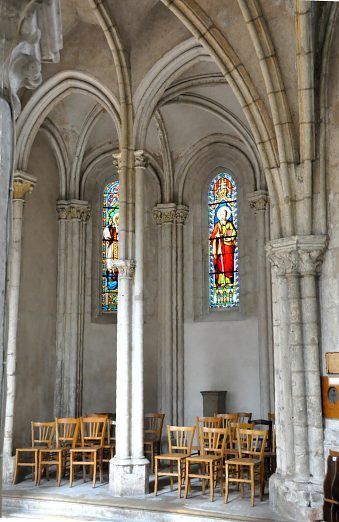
[
  {"left": 2, "top": 173, "right": 36, "bottom": 482},
  {"left": 248, "top": 191, "right": 271, "bottom": 416},
  {"left": 132, "top": 151, "right": 147, "bottom": 459},
  {"left": 286, "top": 272, "right": 309, "bottom": 479},
  {"left": 55, "top": 200, "right": 90, "bottom": 417},
  {"left": 301, "top": 269, "right": 324, "bottom": 482}
]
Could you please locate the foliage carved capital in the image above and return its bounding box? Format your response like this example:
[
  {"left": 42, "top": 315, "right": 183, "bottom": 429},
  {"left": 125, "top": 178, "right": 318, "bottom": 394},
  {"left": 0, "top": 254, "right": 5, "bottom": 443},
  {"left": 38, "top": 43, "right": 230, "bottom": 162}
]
[
  {"left": 152, "top": 203, "right": 189, "bottom": 225},
  {"left": 112, "top": 259, "right": 136, "bottom": 278},
  {"left": 13, "top": 171, "right": 36, "bottom": 200},
  {"left": 56, "top": 200, "right": 91, "bottom": 222}
]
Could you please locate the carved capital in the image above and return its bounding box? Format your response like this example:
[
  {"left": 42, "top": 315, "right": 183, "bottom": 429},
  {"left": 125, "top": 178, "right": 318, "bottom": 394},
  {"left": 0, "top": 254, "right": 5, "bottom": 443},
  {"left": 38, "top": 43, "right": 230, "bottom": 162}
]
[
  {"left": 134, "top": 150, "right": 148, "bottom": 169},
  {"left": 13, "top": 171, "right": 36, "bottom": 200},
  {"left": 112, "top": 152, "right": 122, "bottom": 173},
  {"left": 112, "top": 259, "right": 136, "bottom": 278},
  {"left": 248, "top": 190, "right": 269, "bottom": 213},
  {"left": 176, "top": 205, "right": 189, "bottom": 225},
  {"left": 152, "top": 203, "right": 189, "bottom": 225},
  {"left": 56, "top": 200, "right": 91, "bottom": 222},
  {"left": 266, "top": 235, "right": 328, "bottom": 276}
]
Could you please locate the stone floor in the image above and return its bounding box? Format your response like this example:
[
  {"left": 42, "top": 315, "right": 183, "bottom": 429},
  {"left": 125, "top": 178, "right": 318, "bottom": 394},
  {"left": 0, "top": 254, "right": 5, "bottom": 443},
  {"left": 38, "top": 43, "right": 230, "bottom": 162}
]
[{"left": 2, "top": 472, "right": 292, "bottom": 522}]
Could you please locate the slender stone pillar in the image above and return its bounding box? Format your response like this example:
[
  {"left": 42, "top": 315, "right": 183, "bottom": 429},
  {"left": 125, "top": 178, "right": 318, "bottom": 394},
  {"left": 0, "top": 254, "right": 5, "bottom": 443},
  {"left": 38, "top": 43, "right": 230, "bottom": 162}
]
[
  {"left": 152, "top": 203, "right": 189, "bottom": 426},
  {"left": 109, "top": 153, "right": 149, "bottom": 496},
  {"left": 2, "top": 172, "right": 36, "bottom": 483},
  {"left": 132, "top": 151, "right": 148, "bottom": 460},
  {"left": 54, "top": 200, "right": 90, "bottom": 418},
  {"left": 248, "top": 190, "right": 272, "bottom": 417},
  {"left": 267, "top": 235, "right": 327, "bottom": 521}
]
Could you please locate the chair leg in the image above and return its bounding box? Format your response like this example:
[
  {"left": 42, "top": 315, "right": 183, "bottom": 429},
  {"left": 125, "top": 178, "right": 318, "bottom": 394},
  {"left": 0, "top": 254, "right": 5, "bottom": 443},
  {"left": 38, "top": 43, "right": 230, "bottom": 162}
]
[
  {"left": 13, "top": 452, "right": 19, "bottom": 485},
  {"left": 250, "top": 466, "right": 255, "bottom": 507},
  {"left": 57, "top": 453, "right": 62, "bottom": 486},
  {"left": 99, "top": 449, "right": 103, "bottom": 483},
  {"left": 209, "top": 462, "right": 214, "bottom": 502},
  {"left": 34, "top": 451, "right": 38, "bottom": 485},
  {"left": 224, "top": 463, "right": 229, "bottom": 504},
  {"left": 93, "top": 452, "right": 97, "bottom": 488},
  {"left": 177, "top": 459, "right": 182, "bottom": 498},
  {"left": 170, "top": 462, "right": 173, "bottom": 491},
  {"left": 154, "top": 458, "right": 158, "bottom": 496},
  {"left": 260, "top": 461, "right": 265, "bottom": 499},
  {"left": 37, "top": 452, "right": 42, "bottom": 486},
  {"left": 184, "top": 460, "right": 190, "bottom": 499},
  {"left": 69, "top": 452, "right": 73, "bottom": 487},
  {"left": 219, "top": 461, "right": 223, "bottom": 496}
]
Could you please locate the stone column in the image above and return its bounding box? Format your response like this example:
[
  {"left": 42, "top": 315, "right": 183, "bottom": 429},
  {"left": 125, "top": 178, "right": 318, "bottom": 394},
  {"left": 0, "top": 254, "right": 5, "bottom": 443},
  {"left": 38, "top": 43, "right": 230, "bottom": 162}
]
[
  {"left": 2, "top": 172, "right": 36, "bottom": 483},
  {"left": 152, "top": 203, "right": 189, "bottom": 426},
  {"left": 55, "top": 200, "right": 90, "bottom": 418},
  {"left": 132, "top": 151, "right": 148, "bottom": 460},
  {"left": 248, "top": 191, "right": 273, "bottom": 417},
  {"left": 267, "top": 235, "right": 327, "bottom": 522}
]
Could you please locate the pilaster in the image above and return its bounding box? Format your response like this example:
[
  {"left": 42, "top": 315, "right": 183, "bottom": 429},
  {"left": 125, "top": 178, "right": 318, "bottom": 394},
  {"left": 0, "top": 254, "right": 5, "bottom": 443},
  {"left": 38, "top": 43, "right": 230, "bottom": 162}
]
[
  {"left": 152, "top": 203, "right": 189, "bottom": 427},
  {"left": 248, "top": 190, "right": 273, "bottom": 417},
  {"left": 2, "top": 171, "right": 36, "bottom": 483},
  {"left": 266, "top": 235, "right": 327, "bottom": 521},
  {"left": 55, "top": 200, "right": 91, "bottom": 418}
]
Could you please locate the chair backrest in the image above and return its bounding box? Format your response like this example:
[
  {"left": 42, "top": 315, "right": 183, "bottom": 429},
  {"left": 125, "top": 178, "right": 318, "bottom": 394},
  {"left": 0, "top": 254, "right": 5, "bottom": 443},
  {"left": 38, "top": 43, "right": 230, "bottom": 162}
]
[
  {"left": 251, "top": 419, "right": 273, "bottom": 451},
  {"left": 236, "top": 412, "right": 252, "bottom": 423},
  {"left": 237, "top": 429, "right": 268, "bottom": 460},
  {"left": 216, "top": 413, "right": 239, "bottom": 428},
  {"left": 200, "top": 427, "right": 229, "bottom": 457},
  {"left": 144, "top": 413, "right": 165, "bottom": 442},
  {"left": 55, "top": 418, "right": 80, "bottom": 449},
  {"left": 167, "top": 425, "right": 195, "bottom": 454},
  {"left": 195, "top": 416, "right": 222, "bottom": 447},
  {"left": 80, "top": 416, "right": 107, "bottom": 447},
  {"left": 230, "top": 422, "right": 254, "bottom": 450},
  {"left": 31, "top": 421, "right": 55, "bottom": 448}
]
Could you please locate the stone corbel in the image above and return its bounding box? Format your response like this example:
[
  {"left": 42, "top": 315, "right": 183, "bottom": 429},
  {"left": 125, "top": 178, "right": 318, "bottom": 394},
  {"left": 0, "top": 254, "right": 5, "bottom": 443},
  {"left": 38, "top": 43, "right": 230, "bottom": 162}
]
[
  {"left": 152, "top": 203, "right": 189, "bottom": 226},
  {"left": 13, "top": 171, "right": 36, "bottom": 200},
  {"left": 248, "top": 190, "right": 269, "bottom": 213},
  {"left": 134, "top": 150, "right": 148, "bottom": 170}
]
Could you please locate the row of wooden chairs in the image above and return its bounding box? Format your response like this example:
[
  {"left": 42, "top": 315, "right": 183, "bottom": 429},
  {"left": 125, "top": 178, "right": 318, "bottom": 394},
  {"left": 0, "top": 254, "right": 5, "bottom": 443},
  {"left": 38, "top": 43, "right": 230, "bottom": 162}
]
[
  {"left": 13, "top": 415, "right": 114, "bottom": 487},
  {"left": 154, "top": 416, "right": 275, "bottom": 506}
]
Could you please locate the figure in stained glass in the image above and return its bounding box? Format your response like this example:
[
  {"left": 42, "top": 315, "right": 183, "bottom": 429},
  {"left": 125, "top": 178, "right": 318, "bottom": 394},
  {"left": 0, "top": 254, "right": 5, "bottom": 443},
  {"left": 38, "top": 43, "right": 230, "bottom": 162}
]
[
  {"left": 102, "top": 181, "right": 119, "bottom": 312},
  {"left": 209, "top": 173, "right": 239, "bottom": 308}
]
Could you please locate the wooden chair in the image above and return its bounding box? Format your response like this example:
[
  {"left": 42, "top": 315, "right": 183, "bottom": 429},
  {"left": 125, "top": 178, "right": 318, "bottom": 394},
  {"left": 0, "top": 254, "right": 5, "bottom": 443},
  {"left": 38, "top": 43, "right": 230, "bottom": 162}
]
[
  {"left": 91, "top": 413, "right": 115, "bottom": 466},
  {"left": 38, "top": 417, "right": 79, "bottom": 486},
  {"left": 216, "top": 413, "right": 239, "bottom": 428},
  {"left": 144, "top": 413, "right": 165, "bottom": 471},
  {"left": 154, "top": 425, "right": 195, "bottom": 498},
  {"left": 224, "top": 428, "right": 268, "bottom": 507},
  {"left": 69, "top": 416, "right": 107, "bottom": 487},
  {"left": 13, "top": 421, "right": 55, "bottom": 485},
  {"left": 236, "top": 412, "right": 252, "bottom": 424},
  {"left": 193, "top": 416, "right": 222, "bottom": 454},
  {"left": 184, "top": 427, "right": 229, "bottom": 502}
]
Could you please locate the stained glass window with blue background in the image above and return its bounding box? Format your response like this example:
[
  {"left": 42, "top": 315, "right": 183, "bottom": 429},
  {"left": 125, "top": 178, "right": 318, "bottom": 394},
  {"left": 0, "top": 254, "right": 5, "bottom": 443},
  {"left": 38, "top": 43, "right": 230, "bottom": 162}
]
[
  {"left": 102, "top": 180, "right": 119, "bottom": 312},
  {"left": 208, "top": 172, "right": 239, "bottom": 308}
]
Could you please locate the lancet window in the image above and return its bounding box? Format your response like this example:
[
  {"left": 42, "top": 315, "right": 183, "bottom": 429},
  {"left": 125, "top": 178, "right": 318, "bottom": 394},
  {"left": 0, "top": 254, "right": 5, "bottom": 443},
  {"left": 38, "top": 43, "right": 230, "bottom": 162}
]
[{"left": 102, "top": 180, "right": 119, "bottom": 312}]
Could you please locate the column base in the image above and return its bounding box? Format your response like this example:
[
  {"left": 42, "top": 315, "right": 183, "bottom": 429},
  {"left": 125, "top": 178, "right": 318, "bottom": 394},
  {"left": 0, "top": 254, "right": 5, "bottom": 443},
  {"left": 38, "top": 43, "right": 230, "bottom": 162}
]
[
  {"left": 2, "top": 455, "right": 15, "bottom": 484},
  {"left": 269, "top": 473, "right": 323, "bottom": 521},
  {"left": 109, "top": 457, "right": 149, "bottom": 496}
]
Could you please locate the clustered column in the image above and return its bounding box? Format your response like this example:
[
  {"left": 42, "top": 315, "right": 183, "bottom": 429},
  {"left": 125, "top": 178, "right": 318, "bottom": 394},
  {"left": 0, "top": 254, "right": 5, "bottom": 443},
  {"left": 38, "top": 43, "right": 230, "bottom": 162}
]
[
  {"left": 2, "top": 172, "right": 36, "bottom": 483},
  {"left": 55, "top": 200, "right": 91, "bottom": 418},
  {"left": 152, "top": 203, "right": 189, "bottom": 427},
  {"left": 248, "top": 190, "right": 273, "bottom": 417},
  {"left": 267, "top": 235, "right": 327, "bottom": 514}
]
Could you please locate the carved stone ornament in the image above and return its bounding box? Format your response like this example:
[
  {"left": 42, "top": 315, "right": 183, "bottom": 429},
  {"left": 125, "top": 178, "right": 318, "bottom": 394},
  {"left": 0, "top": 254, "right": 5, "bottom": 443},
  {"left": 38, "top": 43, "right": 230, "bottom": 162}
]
[
  {"left": 152, "top": 203, "right": 189, "bottom": 225},
  {"left": 111, "top": 259, "right": 136, "bottom": 278},
  {"left": 266, "top": 235, "right": 328, "bottom": 276},
  {"left": 56, "top": 200, "right": 91, "bottom": 222},
  {"left": 248, "top": 190, "right": 269, "bottom": 213},
  {"left": 13, "top": 171, "right": 36, "bottom": 199},
  {"left": 2, "top": 0, "right": 63, "bottom": 118},
  {"left": 112, "top": 153, "right": 122, "bottom": 172},
  {"left": 134, "top": 151, "right": 148, "bottom": 169}
]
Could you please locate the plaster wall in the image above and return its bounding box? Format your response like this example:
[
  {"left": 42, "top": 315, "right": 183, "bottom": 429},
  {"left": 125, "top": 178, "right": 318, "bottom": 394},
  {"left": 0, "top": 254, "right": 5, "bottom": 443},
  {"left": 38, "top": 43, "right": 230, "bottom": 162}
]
[{"left": 14, "top": 133, "right": 58, "bottom": 448}]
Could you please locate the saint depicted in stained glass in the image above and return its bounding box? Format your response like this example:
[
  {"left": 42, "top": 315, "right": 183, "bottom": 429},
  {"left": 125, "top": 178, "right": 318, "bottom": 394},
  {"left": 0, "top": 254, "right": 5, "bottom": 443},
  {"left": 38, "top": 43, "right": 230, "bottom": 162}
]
[
  {"left": 209, "top": 173, "right": 239, "bottom": 308},
  {"left": 102, "top": 181, "right": 119, "bottom": 312}
]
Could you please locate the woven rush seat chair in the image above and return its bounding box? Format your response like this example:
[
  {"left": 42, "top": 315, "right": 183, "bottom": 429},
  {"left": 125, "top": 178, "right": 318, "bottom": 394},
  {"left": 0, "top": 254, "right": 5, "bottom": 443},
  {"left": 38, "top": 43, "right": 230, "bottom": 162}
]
[
  {"left": 192, "top": 416, "right": 222, "bottom": 455},
  {"left": 184, "top": 426, "right": 229, "bottom": 502},
  {"left": 69, "top": 416, "right": 107, "bottom": 487},
  {"left": 38, "top": 417, "right": 79, "bottom": 486},
  {"left": 224, "top": 428, "right": 268, "bottom": 507},
  {"left": 154, "top": 425, "right": 195, "bottom": 498},
  {"left": 13, "top": 421, "right": 55, "bottom": 485}
]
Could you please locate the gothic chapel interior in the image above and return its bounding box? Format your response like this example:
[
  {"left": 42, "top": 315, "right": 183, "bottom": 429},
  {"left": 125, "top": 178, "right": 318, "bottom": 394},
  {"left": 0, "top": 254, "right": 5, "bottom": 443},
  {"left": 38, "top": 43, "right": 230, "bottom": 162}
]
[{"left": 1, "top": 0, "right": 339, "bottom": 521}]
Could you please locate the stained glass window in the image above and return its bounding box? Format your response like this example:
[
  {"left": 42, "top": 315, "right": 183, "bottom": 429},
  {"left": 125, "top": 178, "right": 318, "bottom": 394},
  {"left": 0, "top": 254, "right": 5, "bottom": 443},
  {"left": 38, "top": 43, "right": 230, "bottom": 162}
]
[
  {"left": 208, "top": 172, "right": 239, "bottom": 308},
  {"left": 102, "top": 180, "right": 119, "bottom": 312}
]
